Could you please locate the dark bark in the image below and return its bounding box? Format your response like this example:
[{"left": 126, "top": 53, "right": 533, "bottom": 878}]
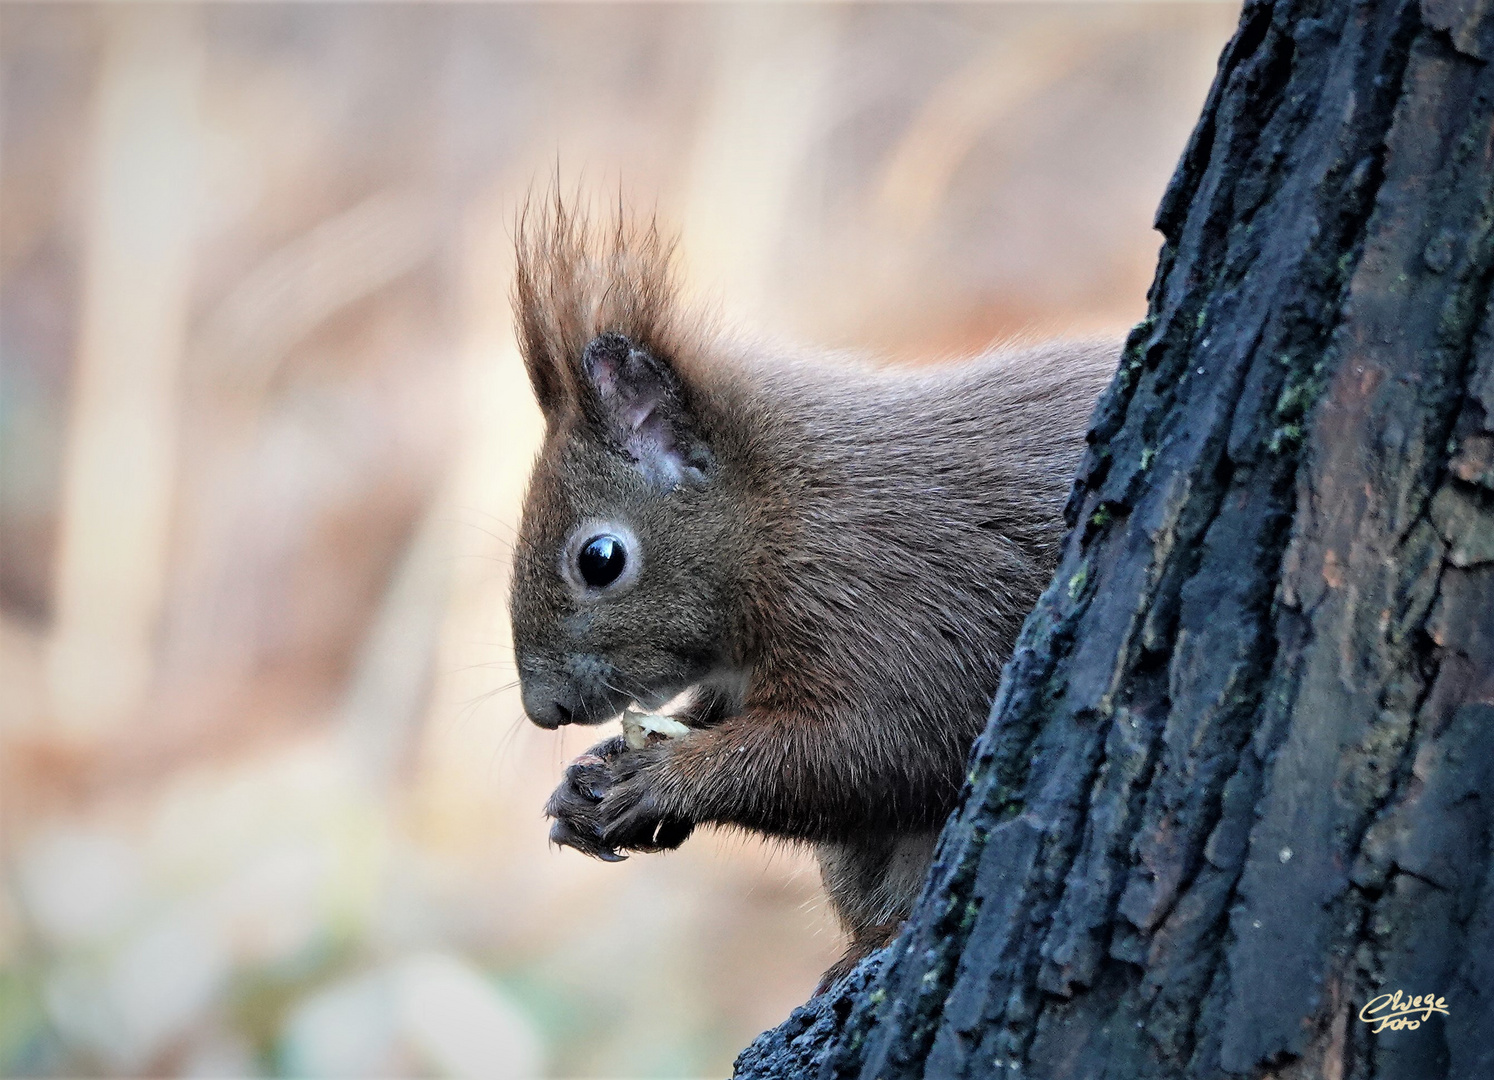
[{"left": 736, "top": 0, "right": 1494, "bottom": 1076}]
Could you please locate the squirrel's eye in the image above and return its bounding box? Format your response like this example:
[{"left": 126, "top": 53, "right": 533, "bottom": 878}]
[{"left": 577, "top": 534, "right": 627, "bottom": 588}]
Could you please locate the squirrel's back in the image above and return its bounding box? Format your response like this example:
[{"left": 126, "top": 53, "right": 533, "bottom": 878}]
[{"left": 697, "top": 339, "right": 1115, "bottom": 738}]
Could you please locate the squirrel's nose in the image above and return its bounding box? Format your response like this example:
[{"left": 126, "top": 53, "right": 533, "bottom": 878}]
[{"left": 521, "top": 678, "right": 579, "bottom": 729}]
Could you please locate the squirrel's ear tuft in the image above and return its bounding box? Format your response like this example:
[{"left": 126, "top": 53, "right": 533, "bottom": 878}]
[
  {"left": 512, "top": 194, "right": 584, "bottom": 418},
  {"left": 518, "top": 333, "right": 568, "bottom": 419},
  {"left": 581, "top": 332, "right": 712, "bottom": 489},
  {"left": 512, "top": 190, "right": 713, "bottom": 434}
]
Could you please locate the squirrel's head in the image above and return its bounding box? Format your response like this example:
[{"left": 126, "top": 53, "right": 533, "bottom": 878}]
[{"left": 507, "top": 198, "right": 744, "bottom": 729}]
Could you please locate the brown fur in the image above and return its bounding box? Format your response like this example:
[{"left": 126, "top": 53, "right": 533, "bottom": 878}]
[{"left": 508, "top": 195, "right": 1117, "bottom": 987}]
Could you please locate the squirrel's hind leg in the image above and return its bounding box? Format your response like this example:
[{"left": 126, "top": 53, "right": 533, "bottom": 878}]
[{"left": 813, "top": 830, "right": 939, "bottom": 994}]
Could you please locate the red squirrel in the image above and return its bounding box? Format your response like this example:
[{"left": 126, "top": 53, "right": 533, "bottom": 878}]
[{"left": 507, "top": 197, "right": 1116, "bottom": 987}]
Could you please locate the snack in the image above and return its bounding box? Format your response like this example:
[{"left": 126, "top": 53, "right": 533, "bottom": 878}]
[{"left": 621, "top": 708, "right": 691, "bottom": 750}]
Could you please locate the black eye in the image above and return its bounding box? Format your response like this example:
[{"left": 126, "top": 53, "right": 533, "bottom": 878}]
[{"left": 577, "top": 534, "right": 627, "bottom": 588}]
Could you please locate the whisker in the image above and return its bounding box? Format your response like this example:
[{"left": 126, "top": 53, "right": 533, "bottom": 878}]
[
  {"left": 458, "top": 505, "right": 522, "bottom": 539},
  {"left": 456, "top": 681, "right": 521, "bottom": 726},
  {"left": 489, "top": 710, "right": 530, "bottom": 773},
  {"left": 457, "top": 520, "right": 517, "bottom": 557},
  {"left": 449, "top": 660, "right": 521, "bottom": 675},
  {"left": 597, "top": 675, "right": 637, "bottom": 705}
]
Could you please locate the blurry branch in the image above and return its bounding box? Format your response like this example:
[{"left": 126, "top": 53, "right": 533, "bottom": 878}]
[
  {"left": 194, "top": 189, "right": 439, "bottom": 407},
  {"left": 680, "top": 5, "right": 839, "bottom": 320},
  {"left": 46, "top": 9, "right": 204, "bottom": 737},
  {"left": 875, "top": 12, "right": 1131, "bottom": 236},
  {"left": 25, "top": 183, "right": 443, "bottom": 798},
  {"left": 335, "top": 500, "right": 451, "bottom": 791}
]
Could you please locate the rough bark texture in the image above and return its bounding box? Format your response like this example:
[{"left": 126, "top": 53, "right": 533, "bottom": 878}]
[{"left": 736, "top": 0, "right": 1494, "bottom": 1076}]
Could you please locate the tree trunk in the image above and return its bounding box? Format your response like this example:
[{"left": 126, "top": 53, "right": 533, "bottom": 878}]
[{"left": 736, "top": 0, "right": 1494, "bottom": 1076}]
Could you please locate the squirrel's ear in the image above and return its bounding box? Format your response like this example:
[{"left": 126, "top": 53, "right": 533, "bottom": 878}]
[{"left": 579, "top": 332, "right": 712, "bottom": 489}]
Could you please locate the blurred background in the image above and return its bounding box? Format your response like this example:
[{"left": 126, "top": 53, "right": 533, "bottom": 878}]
[{"left": 1, "top": 3, "right": 1238, "bottom": 1077}]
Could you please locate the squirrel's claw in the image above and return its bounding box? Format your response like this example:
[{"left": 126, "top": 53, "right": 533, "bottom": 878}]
[
  {"left": 545, "top": 743, "right": 627, "bottom": 861},
  {"left": 546, "top": 736, "right": 693, "bottom": 858},
  {"left": 597, "top": 772, "right": 694, "bottom": 853},
  {"left": 548, "top": 815, "right": 625, "bottom": 861}
]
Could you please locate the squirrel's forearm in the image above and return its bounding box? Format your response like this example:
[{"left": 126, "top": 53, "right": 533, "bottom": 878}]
[{"left": 652, "top": 710, "right": 964, "bottom": 841}]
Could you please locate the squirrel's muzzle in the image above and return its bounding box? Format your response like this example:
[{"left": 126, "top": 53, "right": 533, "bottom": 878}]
[{"left": 520, "top": 676, "right": 580, "bottom": 729}]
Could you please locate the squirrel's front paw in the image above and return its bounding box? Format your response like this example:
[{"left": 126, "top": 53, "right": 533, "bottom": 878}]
[
  {"left": 597, "top": 749, "right": 695, "bottom": 853},
  {"left": 545, "top": 736, "right": 629, "bottom": 861}
]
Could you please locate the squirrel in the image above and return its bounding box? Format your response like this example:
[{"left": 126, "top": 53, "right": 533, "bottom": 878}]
[{"left": 507, "top": 196, "right": 1117, "bottom": 988}]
